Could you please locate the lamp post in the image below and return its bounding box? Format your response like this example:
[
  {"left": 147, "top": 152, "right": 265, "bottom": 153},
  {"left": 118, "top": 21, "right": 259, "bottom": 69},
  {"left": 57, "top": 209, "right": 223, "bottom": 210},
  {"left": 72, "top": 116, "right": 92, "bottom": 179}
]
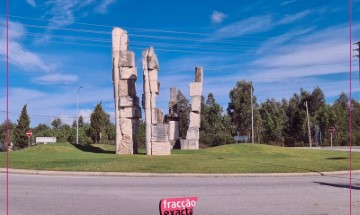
[
  {"left": 76, "top": 86, "right": 83, "bottom": 145},
  {"left": 250, "top": 82, "right": 254, "bottom": 144}
]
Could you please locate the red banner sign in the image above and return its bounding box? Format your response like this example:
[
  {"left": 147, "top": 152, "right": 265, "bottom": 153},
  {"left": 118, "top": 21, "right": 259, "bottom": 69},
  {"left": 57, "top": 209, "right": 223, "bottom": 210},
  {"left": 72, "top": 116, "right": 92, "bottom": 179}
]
[{"left": 159, "top": 197, "right": 198, "bottom": 215}]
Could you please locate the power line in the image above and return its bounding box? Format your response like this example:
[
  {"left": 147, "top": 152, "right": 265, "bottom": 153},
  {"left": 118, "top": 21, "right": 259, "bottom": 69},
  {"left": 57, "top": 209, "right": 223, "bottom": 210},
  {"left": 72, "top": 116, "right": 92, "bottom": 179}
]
[
  {"left": 0, "top": 110, "right": 90, "bottom": 119},
  {"left": 23, "top": 32, "right": 253, "bottom": 52},
  {"left": 1, "top": 13, "right": 272, "bottom": 40}
]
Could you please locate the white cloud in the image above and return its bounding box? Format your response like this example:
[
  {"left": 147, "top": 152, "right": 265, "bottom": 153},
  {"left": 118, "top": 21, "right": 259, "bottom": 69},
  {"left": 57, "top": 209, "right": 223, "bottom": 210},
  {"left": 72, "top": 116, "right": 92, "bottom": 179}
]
[
  {"left": 95, "top": 0, "right": 116, "bottom": 14},
  {"left": 26, "top": 0, "right": 36, "bottom": 7},
  {"left": 33, "top": 73, "right": 79, "bottom": 84},
  {"left": 280, "top": 0, "right": 296, "bottom": 6},
  {"left": 0, "top": 20, "right": 52, "bottom": 72},
  {"left": 211, "top": 11, "right": 227, "bottom": 24},
  {"left": 254, "top": 42, "right": 348, "bottom": 68},
  {"left": 213, "top": 15, "right": 272, "bottom": 39},
  {"left": 277, "top": 10, "right": 311, "bottom": 25},
  {"left": 45, "top": 0, "right": 77, "bottom": 29},
  {"left": 256, "top": 27, "right": 315, "bottom": 54},
  {"left": 0, "top": 86, "right": 114, "bottom": 126},
  {"left": 210, "top": 10, "right": 310, "bottom": 40},
  {"left": 79, "top": 109, "right": 92, "bottom": 124}
]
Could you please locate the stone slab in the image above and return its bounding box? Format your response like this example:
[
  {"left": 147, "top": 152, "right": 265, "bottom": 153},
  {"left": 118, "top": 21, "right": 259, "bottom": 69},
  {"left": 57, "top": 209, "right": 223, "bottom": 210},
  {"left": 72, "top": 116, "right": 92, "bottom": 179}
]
[
  {"left": 112, "top": 28, "right": 128, "bottom": 51},
  {"left": 119, "top": 106, "right": 141, "bottom": 118},
  {"left": 120, "top": 118, "right": 132, "bottom": 136},
  {"left": 149, "top": 70, "right": 158, "bottom": 81},
  {"left": 191, "top": 96, "right": 201, "bottom": 113},
  {"left": 142, "top": 47, "right": 159, "bottom": 70},
  {"left": 118, "top": 135, "right": 133, "bottom": 154},
  {"left": 150, "top": 80, "right": 160, "bottom": 94},
  {"left": 195, "top": 67, "right": 203, "bottom": 83},
  {"left": 143, "top": 72, "right": 150, "bottom": 93},
  {"left": 169, "top": 121, "right": 179, "bottom": 141},
  {"left": 112, "top": 54, "right": 120, "bottom": 70},
  {"left": 119, "top": 50, "right": 135, "bottom": 67},
  {"left": 151, "top": 141, "right": 171, "bottom": 155},
  {"left": 188, "top": 112, "right": 201, "bottom": 128},
  {"left": 151, "top": 108, "right": 164, "bottom": 124},
  {"left": 180, "top": 139, "right": 199, "bottom": 150},
  {"left": 119, "top": 79, "right": 136, "bottom": 97},
  {"left": 189, "top": 82, "right": 203, "bottom": 97},
  {"left": 186, "top": 127, "right": 199, "bottom": 140},
  {"left": 119, "top": 96, "right": 139, "bottom": 107},
  {"left": 151, "top": 124, "right": 169, "bottom": 142},
  {"left": 120, "top": 67, "right": 137, "bottom": 80}
]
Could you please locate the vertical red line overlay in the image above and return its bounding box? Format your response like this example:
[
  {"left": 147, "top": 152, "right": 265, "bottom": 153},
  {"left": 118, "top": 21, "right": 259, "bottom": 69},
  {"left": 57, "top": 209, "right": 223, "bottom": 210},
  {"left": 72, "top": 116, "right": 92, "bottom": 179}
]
[
  {"left": 349, "top": 0, "right": 353, "bottom": 215},
  {"left": 6, "top": 0, "right": 9, "bottom": 214}
]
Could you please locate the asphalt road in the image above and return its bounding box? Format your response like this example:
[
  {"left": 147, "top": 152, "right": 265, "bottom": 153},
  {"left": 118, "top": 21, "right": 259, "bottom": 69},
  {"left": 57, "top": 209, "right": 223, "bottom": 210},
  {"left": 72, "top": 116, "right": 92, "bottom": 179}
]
[{"left": 0, "top": 173, "right": 359, "bottom": 215}]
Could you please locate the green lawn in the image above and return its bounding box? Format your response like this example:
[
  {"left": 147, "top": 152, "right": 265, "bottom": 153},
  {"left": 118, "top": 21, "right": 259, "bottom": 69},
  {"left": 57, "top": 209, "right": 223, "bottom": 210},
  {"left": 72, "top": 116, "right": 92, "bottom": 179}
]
[{"left": 0, "top": 143, "right": 358, "bottom": 173}]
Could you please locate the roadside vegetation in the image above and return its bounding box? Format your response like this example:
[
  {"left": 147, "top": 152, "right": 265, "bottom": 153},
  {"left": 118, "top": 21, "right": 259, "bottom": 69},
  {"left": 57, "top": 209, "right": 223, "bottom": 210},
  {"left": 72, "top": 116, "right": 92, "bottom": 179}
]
[
  {"left": 0, "top": 143, "right": 358, "bottom": 173},
  {"left": 1, "top": 81, "right": 358, "bottom": 151}
]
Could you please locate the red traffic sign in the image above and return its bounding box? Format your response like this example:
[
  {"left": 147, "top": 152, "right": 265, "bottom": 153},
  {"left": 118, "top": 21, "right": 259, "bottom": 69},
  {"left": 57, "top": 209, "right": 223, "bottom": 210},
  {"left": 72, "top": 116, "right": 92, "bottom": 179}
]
[
  {"left": 26, "top": 131, "right": 33, "bottom": 137},
  {"left": 328, "top": 127, "right": 335, "bottom": 133}
]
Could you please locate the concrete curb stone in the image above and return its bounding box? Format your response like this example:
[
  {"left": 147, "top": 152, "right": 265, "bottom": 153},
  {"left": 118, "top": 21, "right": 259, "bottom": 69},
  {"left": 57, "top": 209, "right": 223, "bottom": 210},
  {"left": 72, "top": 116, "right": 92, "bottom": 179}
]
[{"left": 1, "top": 168, "right": 359, "bottom": 178}]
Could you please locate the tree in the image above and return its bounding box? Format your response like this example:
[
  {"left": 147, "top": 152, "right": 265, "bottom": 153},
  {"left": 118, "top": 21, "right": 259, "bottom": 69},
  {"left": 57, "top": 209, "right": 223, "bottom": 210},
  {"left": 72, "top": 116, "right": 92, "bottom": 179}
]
[
  {"left": 227, "top": 81, "right": 255, "bottom": 136},
  {"left": 332, "top": 92, "right": 350, "bottom": 146},
  {"left": 200, "top": 93, "right": 233, "bottom": 147},
  {"left": 89, "top": 102, "right": 110, "bottom": 144},
  {"left": 0, "top": 120, "right": 15, "bottom": 150},
  {"left": 283, "top": 93, "right": 307, "bottom": 146},
  {"left": 13, "top": 104, "right": 31, "bottom": 149},
  {"left": 259, "top": 98, "right": 285, "bottom": 145},
  {"left": 177, "top": 90, "right": 191, "bottom": 139},
  {"left": 51, "top": 118, "right": 62, "bottom": 129},
  {"left": 33, "top": 123, "right": 51, "bottom": 137}
]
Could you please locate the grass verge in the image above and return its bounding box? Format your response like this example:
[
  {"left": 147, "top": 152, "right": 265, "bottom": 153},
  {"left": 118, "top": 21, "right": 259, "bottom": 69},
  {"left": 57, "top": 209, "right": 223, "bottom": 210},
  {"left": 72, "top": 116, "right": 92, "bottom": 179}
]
[{"left": 0, "top": 143, "right": 358, "bottom": 173}]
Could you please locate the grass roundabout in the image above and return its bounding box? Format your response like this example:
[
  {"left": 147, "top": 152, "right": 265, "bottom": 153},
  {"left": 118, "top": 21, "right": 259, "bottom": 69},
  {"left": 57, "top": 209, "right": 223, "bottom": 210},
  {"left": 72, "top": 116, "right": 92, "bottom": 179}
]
[{"left": 0, "top": 143, "right": 358, "bottom": 173}]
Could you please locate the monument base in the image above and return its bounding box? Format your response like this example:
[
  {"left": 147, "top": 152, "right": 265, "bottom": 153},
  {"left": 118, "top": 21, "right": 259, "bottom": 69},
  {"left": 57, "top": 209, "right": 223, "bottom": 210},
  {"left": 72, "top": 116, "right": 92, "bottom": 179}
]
[
  {"left": 180, "top": 139, "right": 199, "bottom": 150},
  {"left": 151, "top": 141, "right": 171, "bottom": 155}
]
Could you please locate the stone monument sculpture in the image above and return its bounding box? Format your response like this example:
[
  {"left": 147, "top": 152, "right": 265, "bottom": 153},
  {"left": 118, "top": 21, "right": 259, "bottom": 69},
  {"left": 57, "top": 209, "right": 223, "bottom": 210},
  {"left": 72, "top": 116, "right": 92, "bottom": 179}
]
[
  {"left": 112, "top": 27, "right": 141, "bottom": 154},
  {"left": 167, "top": 88, "right": 180, "bottom": 149},
  {"left": 142, "top": 47, "right": 171, "bottom": 155},
  {"left": 181, "top": 67, "right": 203, "bottom": 149}
]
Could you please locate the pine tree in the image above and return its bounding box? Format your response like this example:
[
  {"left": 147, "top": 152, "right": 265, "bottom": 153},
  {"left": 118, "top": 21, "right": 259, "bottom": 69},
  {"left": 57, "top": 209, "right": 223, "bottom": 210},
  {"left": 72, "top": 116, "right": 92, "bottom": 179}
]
[
  {"left": 201, "top": 93, "right": 233, "bottom": 146},
  {"left": 89, "top": 102, "right": 110, "bottom": 144},
  {"left": 227, "top": 81, "right": 255, "bottom": 136},
  {"left": 14, "top": 104, "right": 31, "bottom": 149}
]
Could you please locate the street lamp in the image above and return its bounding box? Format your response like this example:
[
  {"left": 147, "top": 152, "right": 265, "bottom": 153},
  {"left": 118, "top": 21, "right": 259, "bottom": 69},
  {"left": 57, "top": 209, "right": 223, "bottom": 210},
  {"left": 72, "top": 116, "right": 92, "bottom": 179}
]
[
  {"left": 250, "top": 81, "right": 254, "bottom": 144},
  {"left": 76, "top": 86, "right": 83, "bottom": 145}
]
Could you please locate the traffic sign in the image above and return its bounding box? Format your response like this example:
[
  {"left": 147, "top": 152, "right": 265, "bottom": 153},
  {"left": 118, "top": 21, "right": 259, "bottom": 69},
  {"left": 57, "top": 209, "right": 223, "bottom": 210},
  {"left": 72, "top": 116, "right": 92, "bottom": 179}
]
[
  {"left": 26, "top": 131, "right": 33, "bottom": 137},
  {"left": 328, "top": 127, "right": 335, "bottom": 133}
]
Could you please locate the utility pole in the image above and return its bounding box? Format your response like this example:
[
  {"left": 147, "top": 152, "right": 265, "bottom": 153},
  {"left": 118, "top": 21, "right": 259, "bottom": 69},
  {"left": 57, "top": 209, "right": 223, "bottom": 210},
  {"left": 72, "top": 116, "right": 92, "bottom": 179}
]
[
  {"left": 250, "top": 82, "right": 254, "bottom": 144},
  {"left": 76, "top": 86, "right": 83, "bottom": 145},
  {"left": 304, "top": 101, "right": 312, "bottom": 147}
]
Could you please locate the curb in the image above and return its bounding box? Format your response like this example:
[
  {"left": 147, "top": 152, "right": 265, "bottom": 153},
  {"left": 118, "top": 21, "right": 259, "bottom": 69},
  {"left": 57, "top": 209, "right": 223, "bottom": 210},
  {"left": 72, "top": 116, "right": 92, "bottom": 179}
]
[{"left": 1, "top": 168, "right": 359, "bottom": 178}]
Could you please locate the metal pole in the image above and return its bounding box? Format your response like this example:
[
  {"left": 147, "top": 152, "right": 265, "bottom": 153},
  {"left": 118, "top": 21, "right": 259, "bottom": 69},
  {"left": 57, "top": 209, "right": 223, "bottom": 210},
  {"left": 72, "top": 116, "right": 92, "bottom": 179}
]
[
  {"left": 76, "top": 86, "right": 83, "bottom": 145},
  {"left": 251, "top": 82, "right": 254, "bottom": 144},
  {"left": 330, "top": 132, "right": 333, "bottom": 148},
  {"left": 305, "top": 101, "right": 312, "bottom": 147}
]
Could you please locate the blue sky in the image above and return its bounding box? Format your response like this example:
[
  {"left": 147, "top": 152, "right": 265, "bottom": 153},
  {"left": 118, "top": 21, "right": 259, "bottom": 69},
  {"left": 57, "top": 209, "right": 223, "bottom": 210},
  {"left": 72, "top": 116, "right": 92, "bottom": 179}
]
[{"left": 1, "top": 0, "right": 360, "bottom": 126}]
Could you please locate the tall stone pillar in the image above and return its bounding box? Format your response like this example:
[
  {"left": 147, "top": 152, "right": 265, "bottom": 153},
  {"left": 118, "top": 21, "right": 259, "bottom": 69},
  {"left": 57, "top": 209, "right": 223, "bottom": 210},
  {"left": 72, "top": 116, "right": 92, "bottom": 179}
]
[
  {"left": 181, "top": 67, "right": 203, "bottom": 150},
  {"left": 167, "top": 88, "right": 179, "bottom": 149},
  {"left": 112, "top": 27, "right": 141, "bottom": 154},
  {"left": 142, "top": 47, "right": 171, "bottom": 155}
]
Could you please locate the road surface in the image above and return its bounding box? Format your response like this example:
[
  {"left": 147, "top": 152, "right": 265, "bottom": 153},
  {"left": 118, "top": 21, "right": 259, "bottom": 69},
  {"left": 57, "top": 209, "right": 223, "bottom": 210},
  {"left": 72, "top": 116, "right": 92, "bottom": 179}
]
[{"left": 0, "top": 173, "right": 359, "bottom": 215}]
